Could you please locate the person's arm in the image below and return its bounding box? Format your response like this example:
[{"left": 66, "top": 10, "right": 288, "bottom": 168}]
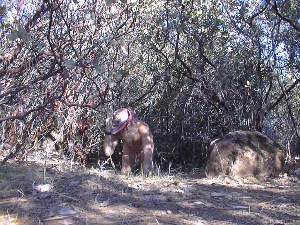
[
  {"left": 103, "top": 113, "right": 118, "bottom": 156},
  {"left": 139, "top": 122, "right": 154, "bottom": 176}
]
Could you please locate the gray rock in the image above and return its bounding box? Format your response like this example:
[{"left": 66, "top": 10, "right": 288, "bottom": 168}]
[{"left": 205, "top": 130, "right": 285, "bottom": 179}]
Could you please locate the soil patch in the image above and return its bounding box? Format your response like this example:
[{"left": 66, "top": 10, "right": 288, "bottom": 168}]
[{"left": 0, "top": 159, "right": 299, "bottom": 225}]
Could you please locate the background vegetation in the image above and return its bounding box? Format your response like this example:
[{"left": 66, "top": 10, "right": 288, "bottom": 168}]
[{"left": 0, "top": 0, "right": 299, "bottom": 171}]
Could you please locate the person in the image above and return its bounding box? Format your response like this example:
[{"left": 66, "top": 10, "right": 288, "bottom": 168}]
[{"left": 103, "top": 107, "right": 154, "bottom": 176}]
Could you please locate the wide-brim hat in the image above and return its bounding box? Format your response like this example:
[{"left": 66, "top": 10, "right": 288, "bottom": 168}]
[{"left": 111, "top": 108, "right": 132, "bottom": 134}]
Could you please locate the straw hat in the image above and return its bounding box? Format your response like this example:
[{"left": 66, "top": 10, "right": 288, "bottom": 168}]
[{"left": 111, "top": 108, "right": 133, "bottom": 134}]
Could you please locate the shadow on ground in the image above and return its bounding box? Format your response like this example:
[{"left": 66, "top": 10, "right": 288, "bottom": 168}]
[{"left": 0, "top": 161, "right": 299, "bottom": 225}]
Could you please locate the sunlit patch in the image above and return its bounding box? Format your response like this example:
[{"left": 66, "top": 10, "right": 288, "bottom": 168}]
[{"left": 0, "top": 214, "right": 31, "bottom": 225}]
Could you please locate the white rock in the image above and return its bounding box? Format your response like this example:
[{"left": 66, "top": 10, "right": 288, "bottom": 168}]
[
  {"left": 33, "top": 184, "right": 52, "bottom": 192},
  {"left": 58, "top": 208, "right": 77, "bottom": 215}
]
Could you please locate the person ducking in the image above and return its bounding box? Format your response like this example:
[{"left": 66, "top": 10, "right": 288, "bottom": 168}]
[{"left": 103, "top": 107, "right": 154, "bottom": 176}]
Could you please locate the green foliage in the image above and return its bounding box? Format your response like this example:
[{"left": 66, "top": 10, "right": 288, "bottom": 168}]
[{"left": 0, "top": 0, "right": 299, "bottom": 168}]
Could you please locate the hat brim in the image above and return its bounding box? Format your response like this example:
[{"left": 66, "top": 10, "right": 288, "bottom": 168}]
[{"left": 111, "top": 119, "right": 129, "bottom": 134}]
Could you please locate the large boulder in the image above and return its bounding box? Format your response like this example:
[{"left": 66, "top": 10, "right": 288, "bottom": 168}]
[{"left": 205, "top": 130, "right": 285, "bottom": 179}]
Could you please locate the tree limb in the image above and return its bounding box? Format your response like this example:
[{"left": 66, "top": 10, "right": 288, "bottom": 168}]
[
  {"left": 265, "top": 0, "right": 300, "bottom": 32},
  {"left": 268, "top": 78, "right": 300, "bottom": 111}
]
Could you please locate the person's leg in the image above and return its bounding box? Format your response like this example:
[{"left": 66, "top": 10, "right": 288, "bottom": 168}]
[{"left": 121, "top": 144, "right": 135, "bottom": 174}]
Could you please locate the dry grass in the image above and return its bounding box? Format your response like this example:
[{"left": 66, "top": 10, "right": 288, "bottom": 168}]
[{"left": 0, "top": 153, "right": 299, "bottom": 225}]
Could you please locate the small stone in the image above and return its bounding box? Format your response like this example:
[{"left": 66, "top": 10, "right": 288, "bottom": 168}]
[
  {"left": 167, "top": 210, "right": 172, "bottom": 214},
  {"left": 58, "top": 208, "right": 77, "bottom": 215},
  {"left": 99, "top": 200, "right": 110, "bottom": 207}
]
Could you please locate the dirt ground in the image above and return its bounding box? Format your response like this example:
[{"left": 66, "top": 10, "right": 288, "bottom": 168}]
[{"left": 0, "top": 156, "right": 299, "bottom": 225}]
